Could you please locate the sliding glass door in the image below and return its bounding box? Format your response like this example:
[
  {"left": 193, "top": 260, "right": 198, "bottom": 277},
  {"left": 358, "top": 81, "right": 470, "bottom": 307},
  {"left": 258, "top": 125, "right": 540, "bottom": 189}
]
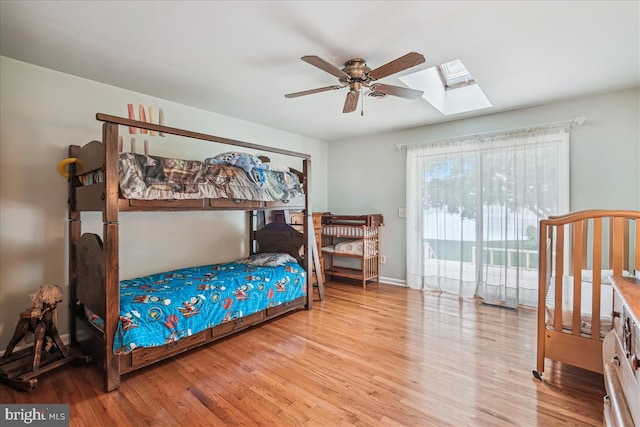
[{"left": 406, "top": 128, "right": 569, "bottom": 308}]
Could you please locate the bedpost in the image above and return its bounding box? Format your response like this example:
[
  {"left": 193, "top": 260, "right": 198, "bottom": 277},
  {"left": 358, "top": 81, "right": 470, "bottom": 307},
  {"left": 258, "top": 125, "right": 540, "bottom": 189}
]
[
  {"left": 103, "top": 121, "right": 121, "bottom": 391},
  {"left": 535, "top": 220, "right": 548, "bottom": 378},
  {"left": 303, "top": 158, "right": 313, "bottom": 310},
  {"left": 68, "top": 145, "right": 81, "bottom": 347}
]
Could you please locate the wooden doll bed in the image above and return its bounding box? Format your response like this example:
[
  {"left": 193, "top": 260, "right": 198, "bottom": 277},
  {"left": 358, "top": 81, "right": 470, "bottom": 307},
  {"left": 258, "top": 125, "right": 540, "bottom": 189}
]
[
  {"left": 67, "top": 113, "right": 314, "bottom": 392},
  {"left": 321, "top": 214, "right": 384, "bottom": 288},
  {"left": 533, "top": 210, "right": 640, "bottom": 379}
]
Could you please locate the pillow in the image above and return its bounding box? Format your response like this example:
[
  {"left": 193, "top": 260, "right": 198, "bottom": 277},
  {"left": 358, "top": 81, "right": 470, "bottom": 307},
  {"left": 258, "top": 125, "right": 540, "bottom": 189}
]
[
  {"left": 205, "top": 151, "right": 263, "bottom": 173},
  {"left": 238, "top": 252, "right": 298, "bottom": 267},
  {"left": 261, "top": 162, "right": 290, "bottom": 172}
]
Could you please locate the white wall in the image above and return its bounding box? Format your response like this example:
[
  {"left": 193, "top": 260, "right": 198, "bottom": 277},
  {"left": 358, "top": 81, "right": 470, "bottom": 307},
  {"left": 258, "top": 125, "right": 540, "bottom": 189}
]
[
  {"left": 327, "top": 87, "right": 640, "bottom": 282},
  {"left": 0, "top": 56, "right": 328, "bottom": 349}
]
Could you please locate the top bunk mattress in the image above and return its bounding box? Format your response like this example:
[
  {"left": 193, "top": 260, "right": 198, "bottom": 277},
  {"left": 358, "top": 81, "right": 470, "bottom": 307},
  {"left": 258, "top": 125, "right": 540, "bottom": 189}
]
[{"left": 117, "top": 152, "right": 303, "bottom": 202}]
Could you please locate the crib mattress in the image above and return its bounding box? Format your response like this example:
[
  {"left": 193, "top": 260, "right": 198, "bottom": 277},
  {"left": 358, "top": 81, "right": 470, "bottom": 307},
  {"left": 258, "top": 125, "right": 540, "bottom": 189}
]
[
  {"left": 545, "top": 309, "right": 612, "bottom": 338},
  {"left": 544, "top": 270, "right": 623, "bottom": 338}
]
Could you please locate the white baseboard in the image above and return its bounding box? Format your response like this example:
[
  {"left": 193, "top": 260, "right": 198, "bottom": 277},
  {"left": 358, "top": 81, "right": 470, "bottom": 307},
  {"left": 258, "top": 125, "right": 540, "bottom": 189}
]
[{"left": 378, "top": 276, "right": 406, "bottom": 287}]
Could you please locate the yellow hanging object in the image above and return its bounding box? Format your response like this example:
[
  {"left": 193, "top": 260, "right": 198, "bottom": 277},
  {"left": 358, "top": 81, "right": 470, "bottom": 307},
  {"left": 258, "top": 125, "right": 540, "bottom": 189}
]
[{"left": 57, "top": 157, "right": 78, "bottom": 178}]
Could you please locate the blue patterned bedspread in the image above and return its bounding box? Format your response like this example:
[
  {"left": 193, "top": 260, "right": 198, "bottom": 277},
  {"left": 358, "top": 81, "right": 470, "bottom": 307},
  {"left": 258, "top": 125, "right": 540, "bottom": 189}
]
[{"left": 113, "top": 257, "right": 306, "bottom": 354}]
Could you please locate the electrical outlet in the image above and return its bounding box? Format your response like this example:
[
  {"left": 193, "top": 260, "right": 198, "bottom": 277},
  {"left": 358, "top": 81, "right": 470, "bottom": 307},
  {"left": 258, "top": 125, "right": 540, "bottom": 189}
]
[
  {"left": 398, "top": 208, "right": 406, "bottom": 218},
  {"left": 380, "top": 255, "right": 387, "bottom": 264}
]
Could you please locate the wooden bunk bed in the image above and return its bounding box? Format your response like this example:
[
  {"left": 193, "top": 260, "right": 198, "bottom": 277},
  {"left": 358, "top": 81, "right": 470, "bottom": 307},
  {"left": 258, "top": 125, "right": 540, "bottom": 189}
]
[
  {"left": 66, "top": 113, "right": 314, "bottom": 392},
  {"left": 321, "top": 214, "right": 384, "bottom": 288},
  {"left": 533, "top": 209, "right": 640, "bottom": 380}
]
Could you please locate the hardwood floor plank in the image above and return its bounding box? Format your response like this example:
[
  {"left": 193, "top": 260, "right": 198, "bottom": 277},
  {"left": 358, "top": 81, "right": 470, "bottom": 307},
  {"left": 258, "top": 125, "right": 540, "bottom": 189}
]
[{"left": 1, "top": 282, "right": 604, "bottom": 426}]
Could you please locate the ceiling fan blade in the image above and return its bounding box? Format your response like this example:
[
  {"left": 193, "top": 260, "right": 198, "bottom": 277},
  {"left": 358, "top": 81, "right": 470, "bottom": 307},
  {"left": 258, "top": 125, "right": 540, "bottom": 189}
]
[
  {"left": 342, "top": 91, "right": 359, "bottom": 113},
  {"left": 285, "top": 85, "right": 345, "bottom": 98},
  {"left": 301, "top": 55, "right": 350, "bottom": 79},
  {"left": 368, "top": 52, "right": 426, "bottom": 81},
  {"left": 371, "top": 83, "right": 424, "bottom": 99}
]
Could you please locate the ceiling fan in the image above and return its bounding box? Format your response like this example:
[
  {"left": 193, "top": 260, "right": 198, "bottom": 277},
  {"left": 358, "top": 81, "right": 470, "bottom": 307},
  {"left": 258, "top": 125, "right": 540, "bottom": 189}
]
[{"left": 285, "top": 52, "right": 426, "bottom": 114}]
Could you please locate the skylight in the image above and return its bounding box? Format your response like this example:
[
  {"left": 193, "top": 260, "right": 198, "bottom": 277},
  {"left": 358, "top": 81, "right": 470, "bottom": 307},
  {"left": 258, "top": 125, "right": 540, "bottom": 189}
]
[
  {"left": 438, "top": 59, "right": 475, "bottom": 90},
  {"left": 399, "top": 59, "right": 491, "bottom": 116}
]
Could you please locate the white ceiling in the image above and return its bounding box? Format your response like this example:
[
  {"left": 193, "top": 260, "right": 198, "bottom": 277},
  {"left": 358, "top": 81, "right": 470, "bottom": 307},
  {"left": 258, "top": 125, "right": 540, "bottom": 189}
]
[{"left": 1, "top": 1, "right": 638, "bottom": 142}]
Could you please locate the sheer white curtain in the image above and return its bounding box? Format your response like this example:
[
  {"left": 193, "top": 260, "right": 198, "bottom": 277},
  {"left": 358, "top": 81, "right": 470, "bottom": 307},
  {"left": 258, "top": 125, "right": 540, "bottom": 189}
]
[{"left": 406, "top": 127, "right": 569, "bottom": 307}]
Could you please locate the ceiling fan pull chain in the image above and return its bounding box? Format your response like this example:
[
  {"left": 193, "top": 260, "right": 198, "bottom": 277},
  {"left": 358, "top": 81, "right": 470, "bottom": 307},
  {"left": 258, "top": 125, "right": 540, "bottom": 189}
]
[{"left": 361, "top": 88, "right": 364, "bottom": 116}]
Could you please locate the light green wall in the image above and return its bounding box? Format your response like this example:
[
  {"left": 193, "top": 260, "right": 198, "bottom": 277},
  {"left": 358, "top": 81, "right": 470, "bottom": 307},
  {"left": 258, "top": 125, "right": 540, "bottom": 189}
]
[
  {"left": 327, "top": 87, "right": 640, "bottom": 282},
  {"left": 0, "top": 56, "right": 328, "bottom": 349},
  {"left": 2, "top": 53, "right": 637, "bottom": 348}
]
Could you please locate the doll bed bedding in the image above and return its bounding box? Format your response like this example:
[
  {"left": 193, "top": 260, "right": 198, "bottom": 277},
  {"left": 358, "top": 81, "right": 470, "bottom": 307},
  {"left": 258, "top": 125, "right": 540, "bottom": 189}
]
[
  {"left": 322, "top": 240, "right": 378, "bottom": 257},
  {"left": 84, "top": 253, "right": 306, "bottom": 355},
  {"left": 321, "top": 224, "right": 380, "bottom": 256},
  {"left": 116, "top": 152, "right": 303, "bottom": 202}
]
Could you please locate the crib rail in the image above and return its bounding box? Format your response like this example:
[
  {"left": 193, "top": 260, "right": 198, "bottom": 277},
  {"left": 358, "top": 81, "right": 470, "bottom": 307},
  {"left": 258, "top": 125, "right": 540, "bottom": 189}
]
[
  {"left": 535, "top": 209, "right": 640, "bottom": 377},
  {"left": 322, "top": 224, "right": 379, "bottom": 239}
]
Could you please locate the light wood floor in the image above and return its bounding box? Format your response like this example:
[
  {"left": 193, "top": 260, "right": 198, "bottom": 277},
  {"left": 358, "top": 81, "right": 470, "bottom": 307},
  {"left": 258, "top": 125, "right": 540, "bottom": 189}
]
[{"left": 2, "top": 281, "right": 604, "bottom": 426}]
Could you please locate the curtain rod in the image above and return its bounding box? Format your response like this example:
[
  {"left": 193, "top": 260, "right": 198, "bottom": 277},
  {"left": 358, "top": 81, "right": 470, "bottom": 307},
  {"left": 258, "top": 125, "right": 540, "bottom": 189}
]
[{"left": 395, "top": 116, "right": 587, "bottom": 150}]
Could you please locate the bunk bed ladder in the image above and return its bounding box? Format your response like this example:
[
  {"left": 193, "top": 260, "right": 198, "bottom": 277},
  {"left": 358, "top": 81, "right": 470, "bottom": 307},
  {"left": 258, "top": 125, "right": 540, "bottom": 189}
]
[
  {"left": 311, "top": 235, "right": 325, "bottom": 301},
  {"left": 274, "top": 210, "right": 324, "bottom": 301}
]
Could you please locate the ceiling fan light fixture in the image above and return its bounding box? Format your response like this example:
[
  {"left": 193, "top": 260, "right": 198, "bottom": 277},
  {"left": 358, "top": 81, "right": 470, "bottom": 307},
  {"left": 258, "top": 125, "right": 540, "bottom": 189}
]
[{"left": 341, "top": 58, "right": 370, "bottom": 80}]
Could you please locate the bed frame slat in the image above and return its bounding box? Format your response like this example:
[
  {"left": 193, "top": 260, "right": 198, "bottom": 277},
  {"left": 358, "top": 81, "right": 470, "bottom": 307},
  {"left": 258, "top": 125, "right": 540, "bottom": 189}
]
[
  {"left": 591, "top": 218, "right": 602, "bottom": 341},
  {"left": 554, "top": 226, "right": 564, "bottom": 333},
  {"left": 572, "top": 221, "right": 583, "bottom": 336},
  {"left": 609, "top": 219, "right": 615, "bottom": 269},
  {"left": 623, "top": 219, "right": 629, "bottom": 271},
  {"left": 612, "top": 217, "right": 624, "bottom": 276}
]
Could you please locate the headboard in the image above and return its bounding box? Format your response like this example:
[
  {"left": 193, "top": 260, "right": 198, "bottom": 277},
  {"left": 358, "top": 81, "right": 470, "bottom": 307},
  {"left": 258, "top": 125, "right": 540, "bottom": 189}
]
[{"left": 254, "top": 223, "right": 304, "bottom": 264}]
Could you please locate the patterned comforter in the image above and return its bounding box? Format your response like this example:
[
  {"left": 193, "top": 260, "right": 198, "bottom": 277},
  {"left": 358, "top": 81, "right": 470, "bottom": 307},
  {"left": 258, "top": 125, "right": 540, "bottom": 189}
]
[
  {"left": 104, "top": 256, "right": 306, "bottom": 354},
  {"left": 118, "top": 152, "right": 303, "bottom": 201}
]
